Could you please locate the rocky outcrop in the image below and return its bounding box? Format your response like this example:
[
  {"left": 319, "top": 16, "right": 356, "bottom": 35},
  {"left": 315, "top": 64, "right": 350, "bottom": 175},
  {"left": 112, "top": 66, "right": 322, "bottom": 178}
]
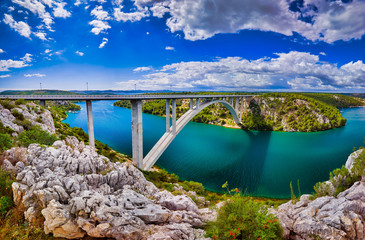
[
  {"left": 0, "top": 102, "right": 55, "bottom": 134},
  {"left": 4, "top": 137, "right": 213, "bottom": 239},
  {"left": 274, "top": 150, "right": 365, "bottom": 240},
  {"left": 345, "top": 149, "right": 363, "bottom": 172}
]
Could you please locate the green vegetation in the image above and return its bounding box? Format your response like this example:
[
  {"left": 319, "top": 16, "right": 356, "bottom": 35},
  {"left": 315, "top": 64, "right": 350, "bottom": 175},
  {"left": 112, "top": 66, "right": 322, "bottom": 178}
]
[
  {"left": 114, "top": 98, "right": 236, "bottom": 126},
  {"left": 0, "top": 133, "right": 13, "bottom": 152},
  {"left": 205, "top": 183, "right": 283, "bottom": 240},
  {"left": 0, "top": 99, "right": 16, "bottom": 110},
  {"left": 242, "top": 93, "right": 348, "bottom": 132},
  {"left": 17, "top": 125, "right": 58, "bottom": 147},
  {"left": 0, "top": 170, "right": 13, "bottom": 219},
  {"left": 301, "top": 93, "right": 364, "bottom": 108},
  {"left": 114, "top": 92, "right": 362, "bottom": 132},
  {"left": 142, "top": 167, "right": 223, "bottom": 204}
]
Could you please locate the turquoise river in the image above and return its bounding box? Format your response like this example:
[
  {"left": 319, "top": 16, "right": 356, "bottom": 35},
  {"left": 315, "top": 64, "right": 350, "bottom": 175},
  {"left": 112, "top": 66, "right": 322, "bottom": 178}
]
[{"left": 64, "top": 100, "right": 365, "bottom": 198}]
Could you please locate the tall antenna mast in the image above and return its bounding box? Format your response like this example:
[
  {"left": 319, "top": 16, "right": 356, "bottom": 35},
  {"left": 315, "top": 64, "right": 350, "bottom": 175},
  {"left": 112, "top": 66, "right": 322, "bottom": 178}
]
[
  {"left": 86, "top": 82, "right": 88, "bottom": 91},
  {"left": 40, "top": 82, "right": 42, "bottom": 90}
]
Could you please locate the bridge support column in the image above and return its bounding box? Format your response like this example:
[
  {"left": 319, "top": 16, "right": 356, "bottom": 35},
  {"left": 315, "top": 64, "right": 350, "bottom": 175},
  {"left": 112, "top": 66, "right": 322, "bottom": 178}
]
[
  {"left": 235, "top": 97, "right": 239, "bottom": 114},
  {"left": 239, "top": 97, "right": 244, "bottom": 121},
  {"left": 40, "top": 100, "right": 46, "bottom": 108},
  {"left": 172, "top": 99, "right": 177, "bottom": 135},
  {"left": 86, "top": 100, "right": 95, "bottom": 149},
  {"left": 244, "top": 99, "right": 247, "bottom": 113},
  {"left": 196, "top": 98, "right": 200, "bottom": 109},
  {"left": 131, "top": 100, "right": 143, "bottom": 168},
  {"left": 190, "top": 98, "right": 193, "bottom": 109},
  {"left": 166, "top": 99, "right": 170, "bottom": 132}
]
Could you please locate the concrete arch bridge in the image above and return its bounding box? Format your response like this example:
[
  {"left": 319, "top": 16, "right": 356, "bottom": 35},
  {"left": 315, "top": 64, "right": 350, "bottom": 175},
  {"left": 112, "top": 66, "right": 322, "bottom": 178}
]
[{"left": 0, "top": 94, "right": 254, "bottom": 170}]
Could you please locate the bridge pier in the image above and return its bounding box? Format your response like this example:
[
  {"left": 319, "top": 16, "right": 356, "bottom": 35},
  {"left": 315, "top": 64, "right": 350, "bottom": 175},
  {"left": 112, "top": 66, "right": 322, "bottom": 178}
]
[
  {"left": 86, "top": 100, "right": 95, "bottom": 149},
  {"left": 190, "top": 98, "right": 193, "bottom": 109},
  {"left": 239, "top": 97, "right": 244, "bottom": 121},
  {"left": 40, "top": 100, "right": 46, "bottom": 108},
  {"left": 172, "top": 99, "right": 177, "bottom": 134},
  {"left": 166, "top": 99, "right": 170, "bottom": 132},
  {"left": 196, "top": 98, "right": 200, "bottom": 109},
  {"left": 131, "top": 100, "right": 143, "bottom": 168},
  {"left": 235, "top": 97, "right": 239, "bottom": 114}
]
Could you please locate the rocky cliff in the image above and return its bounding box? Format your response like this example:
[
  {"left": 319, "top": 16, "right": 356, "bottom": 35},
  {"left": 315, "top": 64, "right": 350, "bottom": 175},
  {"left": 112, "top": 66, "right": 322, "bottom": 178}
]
[
  {"left": 241, "top": 93, "right": 348, "bottom": 132},
  {"left": 2, "top": 136, "right": 216, "bottom": 239},
  {"left": 273, "top": 149, "right": 365, "bottom": 240}
]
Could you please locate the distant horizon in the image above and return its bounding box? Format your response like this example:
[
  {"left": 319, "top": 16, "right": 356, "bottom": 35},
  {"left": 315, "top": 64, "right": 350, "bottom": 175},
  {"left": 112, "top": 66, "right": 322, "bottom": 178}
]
[{"left": 1, "top": 89, "right": 365, "bottom": 95}]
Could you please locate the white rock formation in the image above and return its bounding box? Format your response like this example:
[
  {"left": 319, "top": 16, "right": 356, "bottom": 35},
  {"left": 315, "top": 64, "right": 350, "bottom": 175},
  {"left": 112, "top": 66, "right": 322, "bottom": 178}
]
[
  {"left": 274, "top": 150, "right": 365, "bottom": 240},
  {"left": 0, "top": 102, "right": 55, "bottom": 134},
  {"left": 4, "top": 137, "right": 212, "bottom": 239}
]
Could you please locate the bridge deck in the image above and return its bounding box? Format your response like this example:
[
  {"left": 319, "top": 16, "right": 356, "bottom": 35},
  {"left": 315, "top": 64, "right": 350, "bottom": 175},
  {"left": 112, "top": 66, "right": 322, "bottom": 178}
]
[{"left": 0, "top": 94, "right": 254, "bottom": 101}]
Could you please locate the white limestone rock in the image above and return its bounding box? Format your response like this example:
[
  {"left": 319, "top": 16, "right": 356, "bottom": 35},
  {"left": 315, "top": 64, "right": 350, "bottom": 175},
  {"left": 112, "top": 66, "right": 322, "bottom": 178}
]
[
  {"left": 3, "top": 137, "right": 212, "bottom": 240},
  {"left": 345, "top": 149, "right": 363, "bottom": 172}
]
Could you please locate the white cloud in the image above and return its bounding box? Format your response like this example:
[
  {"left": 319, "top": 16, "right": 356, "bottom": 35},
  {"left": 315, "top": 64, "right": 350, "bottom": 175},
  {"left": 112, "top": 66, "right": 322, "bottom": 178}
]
[
  {"left": 139, "top": 0, "right": 365, "bottom": 43},
  {"left": 12, "top": 0, "right": 53, "bottom": 30},
  {"left": 34, "top": 31, "right": 47, "bottom": 40},
  {"left": 91, "top": 0, "right": 106, "bottom": 4},
  {"left": 8, "top": 6, "right": 15, "bottom": 11},
  {"left": 99, "top": 37, "right": 108, "bottom": 48},
  {"left": 3, "top": 14, "right": 32, "bottom": 38},
  {"left": 0, "top": 74, "right": 11, "bottom": 78},
  {"left": 0, "top": 49, "right": 4, "bottom": 54},
  {"left": 21, "top": 53, "right": 32, "bottom": 62},
  {"left": 89, "top": 20, "right": 111, "bottom": 35},
  {"left": 53, "top": 2, "right": 71, "bottom": 18},
  {"left": 118, "top": 51, "right": 365, "bottom": 91},
  {"left": 24, "top": 73, "right": 46, "bottom": 77},
  {"left": 319, "top": 52, "right": 326, "bottom": 56},
  {"left": 44, "top": 49, "right": 51, "bottom": 54},
  {"left": 165, "top": 46, "right": 174, "bottom": 51},
  {"left": 91, "top": 6, "right": 110, "bottom": 20},
  {"left": 12, "top": 0, "right": 72, "bottom": 32},
  {"left": 75, "top": 51, "right": 84, "bottom": 56},
  {"left": 0, "top": 53, "right": 32, "bottom": 71},
  {"left": 113, "top": 6, "right": 149, "bottom": 22},
  {"left": 133, "top": 66, "right": 151, "bottom": 72}
]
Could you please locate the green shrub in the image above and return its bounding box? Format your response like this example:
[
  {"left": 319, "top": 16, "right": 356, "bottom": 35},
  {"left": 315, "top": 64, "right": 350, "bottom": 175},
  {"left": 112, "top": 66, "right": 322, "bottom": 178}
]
[
  {"left": 0, "top": 196, "right": 13, "bottom": 219},
  {"left": 17, "top": 126, "right": 58, "bottom": 147},
  {"left": 0, "top": 133, "right": 13, "bottom": 151},
  {"left": 180, "top": 181, "right": 205, "bottom": 195},
  {"left": 0, "top": 171, "right": 13, "bottom": 198},
  {"left": 14, "top": 119, "right": 33, "bottom": 131},
  {"left": 313, "top": 148, "right": 365, "bottom": 198},
  {"left": 205, "top": 195, "right": 283, "bottom": 240},
  {"left": 0, "top": 122, "right": 14, "bottom": 135},
  {"left": 0, "top": 100, "right": 15, "bottom": 110},
  {"left": 11, "top": 109, "right": 25, "bottom": 121},
  {"left": 35, "top": 116, "right": 43, "bottom": 123},
  {"left": 14, "top": 99, "right": 26, "bottom": 105}
]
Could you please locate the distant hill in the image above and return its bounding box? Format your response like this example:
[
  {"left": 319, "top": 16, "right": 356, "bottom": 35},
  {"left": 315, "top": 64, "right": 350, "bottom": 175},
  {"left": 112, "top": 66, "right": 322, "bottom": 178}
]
[
  {"left": 0, "top": 90, "right": 84, "bottom": 95},
  {"left": 300, "top": 93, "right": 364, "bottom": 108}
]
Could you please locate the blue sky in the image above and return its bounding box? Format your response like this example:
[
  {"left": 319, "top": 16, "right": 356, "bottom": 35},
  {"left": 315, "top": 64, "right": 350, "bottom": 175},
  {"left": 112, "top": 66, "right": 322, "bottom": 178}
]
[{"left": 0, "top": 0, "right": 365, "bottom": 92}]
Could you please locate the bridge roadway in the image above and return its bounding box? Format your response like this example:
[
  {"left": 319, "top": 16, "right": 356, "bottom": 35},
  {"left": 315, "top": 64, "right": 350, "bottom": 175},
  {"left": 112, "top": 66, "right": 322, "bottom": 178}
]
[{"left": 0, "top": 94, "right": 254, "bottom": 170}]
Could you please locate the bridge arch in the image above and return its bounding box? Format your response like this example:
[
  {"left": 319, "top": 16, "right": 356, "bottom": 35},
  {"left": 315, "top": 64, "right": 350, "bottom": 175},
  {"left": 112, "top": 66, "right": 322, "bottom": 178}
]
[{"left": 142, "top": 99, "right": 244, "bottom": 170}]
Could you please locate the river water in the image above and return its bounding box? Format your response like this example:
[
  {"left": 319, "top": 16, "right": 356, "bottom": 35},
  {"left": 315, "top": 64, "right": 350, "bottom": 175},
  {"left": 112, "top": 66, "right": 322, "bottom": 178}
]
[{"left": 63, "top": 101, "right": 365, "bottom": 198}]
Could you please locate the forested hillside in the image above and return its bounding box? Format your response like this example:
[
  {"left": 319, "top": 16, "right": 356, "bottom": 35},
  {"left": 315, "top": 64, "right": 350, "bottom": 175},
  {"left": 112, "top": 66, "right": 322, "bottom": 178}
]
[{"left": 114, "top": 92, "right": 364, "bottom": 132}]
